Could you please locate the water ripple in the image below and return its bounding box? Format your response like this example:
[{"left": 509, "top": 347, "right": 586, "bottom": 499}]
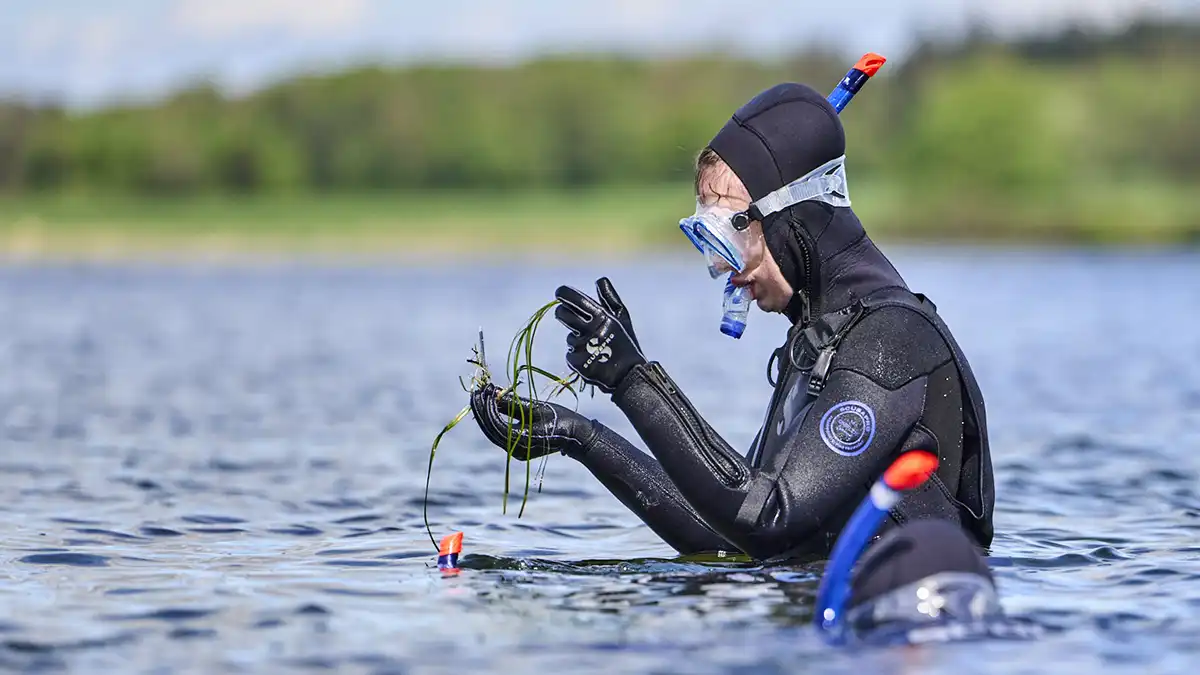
[
  {"left": 0, "top": 257, "right": 1197, "bottom": 673},
  {"left": 20, "top": 553, "right": 110, "bottom": 567}
]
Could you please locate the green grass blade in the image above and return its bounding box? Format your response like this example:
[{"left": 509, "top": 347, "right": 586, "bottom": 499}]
[
  {"left": 423, "top": 403, "right": 471, "bottom": 551},
  {"left": 426, "top": 298, "right": 568, "bottom": 531},
  {"left": 517, "top": 302, "right": 556, "bottom": 518},
  {"left": 514, "top": 364, "right": 579, "bottom": 405}
]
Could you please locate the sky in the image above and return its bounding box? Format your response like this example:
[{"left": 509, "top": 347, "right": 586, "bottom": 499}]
[{"left": 1, "top": 0, "right": 1194, "bottom": 108}]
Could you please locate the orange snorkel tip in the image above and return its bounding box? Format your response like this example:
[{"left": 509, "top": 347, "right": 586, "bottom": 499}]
[
  {"left": 437, "top": 531, "right": 463, "bottom": 574},
  {"left": 882, "top": 451, "right": 939, "bottom": 492},
  {"left": 828, "top": 52, "right": 887, "bottom": 113},
  {"left": 852, "top": 53, "right": 887, "bottom": 78}
]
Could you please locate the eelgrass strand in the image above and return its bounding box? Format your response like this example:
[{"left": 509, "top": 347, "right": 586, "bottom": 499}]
[
  {"left": 517, "top": 300, "right": 555, "bottom": 517},
  {"left": 500, "top": 299, "right": 558, "bottom": 514},
  {"left": 424, "top": 298, "right": 583, "bottom": 550},
  {"left": 423, "top": 403, "right": 472, "bottom": 550}
]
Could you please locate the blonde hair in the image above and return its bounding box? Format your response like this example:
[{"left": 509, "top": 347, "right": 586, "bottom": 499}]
[
  {"left": 694, "top": 147, "right": 724, "bottom": 197},
  {"left": 700, "top": 147, "right": 744, "bottom": 199}
]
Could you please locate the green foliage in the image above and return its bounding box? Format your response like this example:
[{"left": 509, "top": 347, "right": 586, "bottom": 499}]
[
  {"left": 0, "top": 20, "right": 1195, "bottom": 242},
  {"left": 895, "top": 55, "right": 1079, "bottom": 196}
]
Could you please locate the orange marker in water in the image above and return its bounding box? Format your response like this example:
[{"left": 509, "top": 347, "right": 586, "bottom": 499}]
[{"left": 437, "top": 532, "right": 463, "bottom": 575}]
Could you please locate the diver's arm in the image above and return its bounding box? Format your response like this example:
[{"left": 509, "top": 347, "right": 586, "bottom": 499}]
[
  {"left": 469, "top": 384, "right": 733, "bottom": 555},
  {"left": 577, "top": 421, "right": 735, "bottom": 555},
  {"left": 613, "top": 362, "right": 931, "bottom": 559},
  {"left": 549, "top": 278, "right": 947, "bottom": 558},
  {"left": 612, "top": 309, "right": 952, "bottom": 560}
]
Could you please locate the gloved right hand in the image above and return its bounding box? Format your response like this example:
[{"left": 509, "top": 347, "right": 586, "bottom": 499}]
[
  {"left": 469, "top": 383, "right": 596, "bottom": 460},
  {"left": 555, "top": 277, "right": 647, "bottom": 394}
]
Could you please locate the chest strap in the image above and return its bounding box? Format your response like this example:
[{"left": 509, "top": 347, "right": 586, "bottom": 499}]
[{"left": 799, "top": 286, "right": 930, "bottom": 397}]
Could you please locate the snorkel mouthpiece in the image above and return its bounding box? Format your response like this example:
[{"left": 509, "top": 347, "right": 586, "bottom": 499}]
[
  {"left": 720, "top": 276, "right": 750, "bottom": 339},
  {"left": 814, "top": 451, "right": 938, "bottom": 642}
]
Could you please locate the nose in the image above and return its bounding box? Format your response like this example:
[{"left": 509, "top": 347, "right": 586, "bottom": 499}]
[{"left": 710, "top": 256, "right": 736, "bottom": 275}]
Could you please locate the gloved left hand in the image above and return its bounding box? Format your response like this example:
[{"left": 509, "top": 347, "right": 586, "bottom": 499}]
[
  {"left": 469, "top": 383, "right": 595, "bottom": 460},
  {"left": 554, "top": 277, "right": 647, "bottom": 394}
]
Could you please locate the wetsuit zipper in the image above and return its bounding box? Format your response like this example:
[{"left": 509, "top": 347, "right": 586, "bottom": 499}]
[
  {"left": 644, "top": 363, "right": 748, "bottom": 487},
  {"left": 797, "top": 226, "right": 816, "bottom": 325},
  {"left": 782, "top": 219, "right": 815, "bottom": 327}
]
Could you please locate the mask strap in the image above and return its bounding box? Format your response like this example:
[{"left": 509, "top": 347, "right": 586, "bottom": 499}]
[{"left": 751, "top": 155, "right": 850, "bottom": 220}]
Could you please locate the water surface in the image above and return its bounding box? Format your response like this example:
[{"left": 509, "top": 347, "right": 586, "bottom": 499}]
[{"left": 1, "top": 249, "right": 1198, "bottom": 673}]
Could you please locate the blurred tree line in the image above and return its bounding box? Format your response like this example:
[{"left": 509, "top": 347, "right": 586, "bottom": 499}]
[{"left": 0, "top": 19, "right": 1195, "bottom": 197}]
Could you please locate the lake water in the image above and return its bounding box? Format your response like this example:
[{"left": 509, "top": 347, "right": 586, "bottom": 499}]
[{"left": 1, "top": 248, "right": 1198, "bottom": 674}]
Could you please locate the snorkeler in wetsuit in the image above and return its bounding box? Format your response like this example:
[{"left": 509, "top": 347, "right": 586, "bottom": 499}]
[
  {"left": 826, "top": 518, "right": 1038, "bottom": 645},
  {"left": 470, "top": 82, "right": 995, "bottom": 560}
]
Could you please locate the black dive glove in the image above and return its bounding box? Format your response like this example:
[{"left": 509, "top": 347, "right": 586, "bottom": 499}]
[
  {"left": 469, "top": 383, "right": 596, "bottom": 459},
  {"left": 554, "top": 278, "right": 646, "bottom": 394}
]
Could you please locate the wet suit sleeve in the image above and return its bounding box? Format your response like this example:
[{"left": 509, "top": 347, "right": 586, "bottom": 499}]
[
  {"left": 575, "top": 421, "right": 734, "bottom": 555},
  {"left": 611, "top": 307, "right": 953, "bottom": 560},
  {"left": 469, "top": 383, "right": 731, "bottom": 556}
]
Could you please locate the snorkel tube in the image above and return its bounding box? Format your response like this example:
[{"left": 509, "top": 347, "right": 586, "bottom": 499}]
[
  {"left": 702, "top": 53, "right": 887, "bottom": 339},
  {"left": 813, "top": 451, "right": 939, "bottom": 643},
  {"left": 437, "top": 531, "right": 463, "bottom": 576},
  {"left": 827, "top": 53, "right": 887, "bottom": 113}
]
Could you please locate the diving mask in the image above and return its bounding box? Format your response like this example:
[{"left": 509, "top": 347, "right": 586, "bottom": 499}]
[
  {"left": 844, "top": 572, "right": 1003, "bottom": 637},
  {"left": 678, "top": 203, "right": 755, "bottom": 278},
  {"left": 679, "top": 154, "right": 852, "bottom": 278},
  {"left": 843, "top": 571, "right": 1041, "bottom": 646},
  {"left": 678, "top": 155, "right": 852, "bottom": 338}
]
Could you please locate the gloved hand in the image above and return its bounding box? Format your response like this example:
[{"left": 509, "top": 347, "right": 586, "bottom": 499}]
[
  {"left": 554, "top": 277, "right": 647, "bottom": 394},
  {"left": 469, "top": 383, "right": 596, "bottom": 460}
]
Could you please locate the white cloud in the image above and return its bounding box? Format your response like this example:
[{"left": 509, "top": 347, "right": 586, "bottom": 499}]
[
  {"left": 611, "top": 0, "right": 682, "bottom": 31},
  {"left": 2, "top": 0, "right": 1191, "bottom": 107},
  {"left": 916, "top": 0, "right": 1171, "bottom": 36},
  {"left": 18, "top": 13, "right": 67, "bottom": 57},
  {"left": 173, "top": 0, "right": 372, "bottom": 38},
  {"left": 77, "top": 16, "right": 126, "bottom": 63}
]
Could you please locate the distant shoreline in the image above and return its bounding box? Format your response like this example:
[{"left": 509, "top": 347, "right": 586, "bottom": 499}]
[
  {"left": 1, "top": 234, "right": 1194, "bottom": 268},
  {"left": 2, "top": 184, "right": 1196, "bottom": 264}
]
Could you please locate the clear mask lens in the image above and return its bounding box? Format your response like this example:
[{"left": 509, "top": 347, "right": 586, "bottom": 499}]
[
  {"left": 678, "top": 204, "right": 751, "bottom": 277},
  {"left": 845, "top": 572, "right": 1003, "bottom": 637}
]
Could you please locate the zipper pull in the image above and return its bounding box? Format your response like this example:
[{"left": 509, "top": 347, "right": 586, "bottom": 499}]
[{"left": 649, "top": 363, "right": 677, "bottom": 395}]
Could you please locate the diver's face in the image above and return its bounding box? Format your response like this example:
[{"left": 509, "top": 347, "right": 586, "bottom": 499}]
[{"left": 695, "top": 161, "right": 795, "bottom": 313}]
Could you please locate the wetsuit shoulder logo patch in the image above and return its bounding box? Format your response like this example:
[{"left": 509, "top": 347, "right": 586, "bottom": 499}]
[{"left": 819, "top": 401, "right": 876, "bottom": 457}]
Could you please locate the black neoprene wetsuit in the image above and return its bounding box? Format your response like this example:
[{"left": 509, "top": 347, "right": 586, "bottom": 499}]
[
  {"left": 562, "top": 84, "right": 993, "bottom": 560},
  {"left": 471, "top": 82, "right": 995, "bottom": 561},
  {"left": 565, "top": 203, "right": 994, "bottom": 559}
]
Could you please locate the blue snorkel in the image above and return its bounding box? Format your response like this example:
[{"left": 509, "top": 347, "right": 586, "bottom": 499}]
[
  {"left": 828, "top": 53, "right": 887, "bottom": 113},
  {"left": 813, "top": 451, "right": 939, "bottom": 644},
  {"left": 682, "top": 53, "right": 887, "bottom": 339}
]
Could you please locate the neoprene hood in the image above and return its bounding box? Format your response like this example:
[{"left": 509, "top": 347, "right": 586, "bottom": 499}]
[
  {"left": 707, "top": 82, "right": 906, "bottom": 325},
  {"left": 850, "top": 519, "right": 994, "bottom": 608},
  {"left": 708, "top": 83, "right": 846, "bottom": 202}
]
